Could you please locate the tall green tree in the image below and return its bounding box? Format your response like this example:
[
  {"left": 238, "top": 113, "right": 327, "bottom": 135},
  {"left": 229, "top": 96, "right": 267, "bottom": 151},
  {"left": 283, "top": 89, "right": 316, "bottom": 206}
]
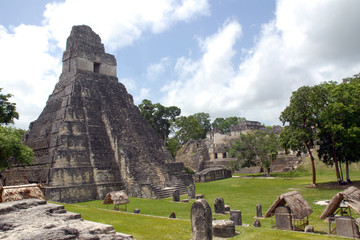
[
  {"left": 212, "top": 116, "right": 246, "bottom": 133},
  {"left": 317, "top": 76, "right": 360, "bottom": 184},
  {"left": 0, "top": 88, "right": 19, "bottom": 125},
  {"left": 279, "top": 85, "right": 323, "bottom": 186},
  {"left": 138, "top": 99, "right": 181, "bottom": 145}
]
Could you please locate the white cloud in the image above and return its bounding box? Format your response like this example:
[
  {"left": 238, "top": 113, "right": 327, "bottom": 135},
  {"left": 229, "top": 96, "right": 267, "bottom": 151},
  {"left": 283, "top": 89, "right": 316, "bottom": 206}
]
[
  {"left": 161, "top": 20, "right": 242, "bottom": 116},
  {"left": 43, "top": 0, "right": 210, "bottom": 51},
  {"left": 0, "top": 0, "right": 210, "bottom": 129},
  {"left": 134, "top": 88, "right": 151, "bottom": 104},
  {"left": 161, "top": 0, "right": 360, "bottom": 125},
  {"left": 119, "top": 78, "right": 137, "bottom": 91},
  {"left": 146, "top": 57, "right": 171, "bottom": 80},
  {"left": 0, "top": 24, "right": 61, "bottom": 129}
]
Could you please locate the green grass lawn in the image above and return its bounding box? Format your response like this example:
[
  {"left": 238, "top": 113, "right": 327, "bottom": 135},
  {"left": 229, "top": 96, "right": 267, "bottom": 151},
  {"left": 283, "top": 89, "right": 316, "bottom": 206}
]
[{"left": 60, "top": 158, "right": 360, "bottom": 239}]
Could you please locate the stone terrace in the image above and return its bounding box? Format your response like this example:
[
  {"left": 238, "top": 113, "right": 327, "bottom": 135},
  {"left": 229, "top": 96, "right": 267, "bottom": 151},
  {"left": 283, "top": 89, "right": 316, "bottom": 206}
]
[{"left": 0, "top": 199, "right": 133, "bottom": 239}]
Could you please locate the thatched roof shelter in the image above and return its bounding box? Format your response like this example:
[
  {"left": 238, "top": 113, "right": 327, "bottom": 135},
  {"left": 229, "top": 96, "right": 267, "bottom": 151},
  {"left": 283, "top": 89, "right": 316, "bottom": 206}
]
[
  {"left": 0, "top": 184, "right": 45, "bottom": 203},
  {"left": 320, "top": 186, "right": 360, "bottom": 220},
  {"left": 265, "top": 191, "right": 313, "bottom": 220},
  {"left": 103, "top": 190, "right": 129, "bottom": 205}
]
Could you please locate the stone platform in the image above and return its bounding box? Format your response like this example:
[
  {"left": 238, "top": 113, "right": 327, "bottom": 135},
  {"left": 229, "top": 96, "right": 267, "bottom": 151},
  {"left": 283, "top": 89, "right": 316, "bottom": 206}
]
[{"left": 0, "top": 199, "right": 133, "bottom": 239}]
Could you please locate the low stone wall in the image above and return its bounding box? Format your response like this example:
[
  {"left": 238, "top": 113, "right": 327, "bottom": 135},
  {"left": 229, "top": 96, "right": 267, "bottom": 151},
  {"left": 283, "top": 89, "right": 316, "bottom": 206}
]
[
  {"left": 194, "top": 167, "right": 232, "bottom": 183},
  {"left": 44, "top": 182, "right": 124, "bottom": 203}
]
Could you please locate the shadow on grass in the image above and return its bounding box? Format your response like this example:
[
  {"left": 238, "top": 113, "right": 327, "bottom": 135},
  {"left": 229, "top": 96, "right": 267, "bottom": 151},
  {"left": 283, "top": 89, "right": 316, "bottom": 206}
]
[{"left": 315, "top": 181, "right": 360, "bottom": 190}]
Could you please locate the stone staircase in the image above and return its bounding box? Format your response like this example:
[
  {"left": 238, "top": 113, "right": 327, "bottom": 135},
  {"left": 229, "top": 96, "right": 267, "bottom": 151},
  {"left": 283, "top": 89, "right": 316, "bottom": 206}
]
[
  {"left": 271, "top": 154, "right": 302, "bottom": 173},
  {"left": 150, "top": 180, "right": 188, "bottom": 199}
]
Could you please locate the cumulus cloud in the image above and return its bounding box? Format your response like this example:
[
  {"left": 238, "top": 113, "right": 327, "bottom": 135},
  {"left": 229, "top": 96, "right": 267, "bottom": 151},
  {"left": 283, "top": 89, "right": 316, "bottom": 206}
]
[
  {"left": 119, "top": 78, "right": 137, "bottom": 91},
  {"left": 161, "top": 0, "right": 360, "bottom": 125},
  {"left": 43, "top": 0, "right": 210, "bottom": 51},
  {"left": 0, "top": 24, "right": 61, "bottom": 129},
  {"left": 134, "top": 88, "right": 151, "bottom": 103},
  {"left": 161, "top": 20, "right": 242, "bottom": 115},
  {"left": 146, "top": 57, "right": 171, "bottom": 80},
  {"left": 0, "top": 0, "right": 210, "bottom": 129}
]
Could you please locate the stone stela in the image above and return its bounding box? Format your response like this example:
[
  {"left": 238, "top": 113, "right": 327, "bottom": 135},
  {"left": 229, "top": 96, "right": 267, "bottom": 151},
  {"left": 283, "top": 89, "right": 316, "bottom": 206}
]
[
  {"left": 191, "top": 199, "right": 213, "bottom": 240},
  {"left": 214, "top": 197, "right": 225, "bottom": 214}
]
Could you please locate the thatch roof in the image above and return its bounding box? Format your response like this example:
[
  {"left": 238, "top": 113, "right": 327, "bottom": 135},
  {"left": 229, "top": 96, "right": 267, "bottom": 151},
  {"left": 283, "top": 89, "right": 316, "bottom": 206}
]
[
  {"left": 102, "top": 190, "right": 129, "bottom": 205},
  {"left": 265, "top": 191, "right": 313, "bottom": 220},
  {"left": 0, "top": 184, "right": 45, "bottom": 203},
  {"left": 320, "top": 186, "right": 360, "bottom": 219}
]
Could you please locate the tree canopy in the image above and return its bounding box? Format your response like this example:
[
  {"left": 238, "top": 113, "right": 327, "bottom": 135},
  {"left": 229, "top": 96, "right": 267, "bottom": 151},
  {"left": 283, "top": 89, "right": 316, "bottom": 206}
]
[
  {"left": 173, "top": 112, "right": 211, "bottom": 145},
  {"left": 0, "top": 89, "right": 33, "bottom": 171},
  {"left": 280, "top": 73, "right": 360, "bottom": 185},
  {"left": 279, "top": 85, "right": 322, "bottom": 186},
  {"left": 138, "top": 99, "right": 181, "bottom": 144},
  {"left": 212, "top": 117, "right": 245, "bottom": 133},
  {"left": 228, "top": 130, "right": 279, "bottom": 175},
  {"left": 316, "top": 75, "right": 360, "bottom": 183},
  {"left": 0, "top": 127, "right": 34, "bottom": 170},
  {"left": 0, "top": 88, "right": 19, "bottom": 125}
]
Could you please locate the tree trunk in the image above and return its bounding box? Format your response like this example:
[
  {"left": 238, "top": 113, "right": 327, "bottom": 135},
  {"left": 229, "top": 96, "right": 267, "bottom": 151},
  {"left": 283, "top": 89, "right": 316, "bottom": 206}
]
[
  {"left": 345, "top": 159, "right": 351, "bottom": 183},
  {"left": 305, "top": 141, "right": 316, "bottom": 186},
  {"left": 331, "top": 136, "right": 341, "bottom": 184},
  {"left": 338, "top": 161, "right": 344, "bottom": 182}
]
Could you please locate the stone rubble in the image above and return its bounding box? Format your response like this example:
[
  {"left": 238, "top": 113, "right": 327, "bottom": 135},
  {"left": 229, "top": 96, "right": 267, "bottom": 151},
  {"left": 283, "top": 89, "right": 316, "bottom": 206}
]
[{"left": 0, "top": 199, "right": 133, "bottom": 240}]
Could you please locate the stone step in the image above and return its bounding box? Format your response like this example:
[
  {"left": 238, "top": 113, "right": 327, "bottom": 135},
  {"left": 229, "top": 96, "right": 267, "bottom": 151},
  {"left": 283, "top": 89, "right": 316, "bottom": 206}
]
[{"left": 150, "top": 180, "right": 188, "bottom": 199}]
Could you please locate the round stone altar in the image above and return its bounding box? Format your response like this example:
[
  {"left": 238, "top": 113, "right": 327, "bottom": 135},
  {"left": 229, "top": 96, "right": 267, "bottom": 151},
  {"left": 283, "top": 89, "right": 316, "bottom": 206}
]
[{"left": 212, "top": 220, "right": 235, "bottom": 237}]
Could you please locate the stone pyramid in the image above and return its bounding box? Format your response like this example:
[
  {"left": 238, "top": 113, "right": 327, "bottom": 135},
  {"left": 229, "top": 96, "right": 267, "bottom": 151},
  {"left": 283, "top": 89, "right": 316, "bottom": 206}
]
[{"left": 7, "top": 25, "right": 190, "bottom": 202}]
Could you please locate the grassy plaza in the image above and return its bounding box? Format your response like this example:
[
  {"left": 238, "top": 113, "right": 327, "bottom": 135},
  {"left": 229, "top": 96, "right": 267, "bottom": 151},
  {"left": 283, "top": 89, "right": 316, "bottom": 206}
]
[{"left": 60, "top": 158, "right": 360, "bottom": 239}]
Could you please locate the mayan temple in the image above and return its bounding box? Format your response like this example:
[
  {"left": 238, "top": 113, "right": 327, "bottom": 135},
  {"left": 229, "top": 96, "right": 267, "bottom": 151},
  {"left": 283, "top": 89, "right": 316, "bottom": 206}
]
[{"left": 3, "top": 25, "right": 191, "bottom": 202}]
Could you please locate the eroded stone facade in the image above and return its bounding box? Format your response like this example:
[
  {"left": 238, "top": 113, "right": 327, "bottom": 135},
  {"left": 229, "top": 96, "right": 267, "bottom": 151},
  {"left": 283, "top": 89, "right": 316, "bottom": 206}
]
[
  {"left": 3, "top": 25, "right": 190, "bottom": 202},
  {"left": 176, "top": 120, "right": 300, "bottom": 174}
]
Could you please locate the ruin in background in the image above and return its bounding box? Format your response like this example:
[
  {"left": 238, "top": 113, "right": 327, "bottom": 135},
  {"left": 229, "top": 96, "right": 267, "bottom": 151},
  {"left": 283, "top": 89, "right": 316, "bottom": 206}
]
[{"left": 176, "top": 120, "right": 302, "bottom": 175}]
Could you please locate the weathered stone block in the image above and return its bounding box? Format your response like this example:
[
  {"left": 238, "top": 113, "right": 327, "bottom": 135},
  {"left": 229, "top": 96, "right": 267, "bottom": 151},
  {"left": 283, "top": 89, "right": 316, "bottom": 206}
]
[
  {"left": 188, "top": 184, "right": 196, "bottom": 199},
  {"left": 230, "top": 210, "right": 242, "bottom": 226},
  {"left": 225, "top": 205, "right": 230, "bottom": 212},
  {"left": 256, "top": 204, "right": 262, "bottom": 217},
  {"left": 169, "top": 211, "right": 176, "bottom": 218},
  {"left": 173, "top": 189, "right": 180, "bottom": 202},
  {"left": 191, "top": 199, "right": 212, "bottom": 240},
  {"left": 275, "top": 206, "right": 292, "bottom": 230},
  {"left": 336, "top": 216, "right": 360, "bottom": 238},
  {"left": 212, "top": 220, "right": 235, "bottom": 238},
  {"left": 214, "top": 197, "right": 225, "bottom": 214},
  {"left": 253, "top": 219, "right": 261, "bottom": 227},
  {"left": 0, "top": 199, "right": 133, "bottom": 239}
]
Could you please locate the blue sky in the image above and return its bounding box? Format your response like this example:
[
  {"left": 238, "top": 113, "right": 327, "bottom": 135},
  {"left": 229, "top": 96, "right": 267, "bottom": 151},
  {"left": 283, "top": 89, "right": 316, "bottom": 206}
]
[{"left": 1, "top": 0, "right": 360, "bottom": 129}]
